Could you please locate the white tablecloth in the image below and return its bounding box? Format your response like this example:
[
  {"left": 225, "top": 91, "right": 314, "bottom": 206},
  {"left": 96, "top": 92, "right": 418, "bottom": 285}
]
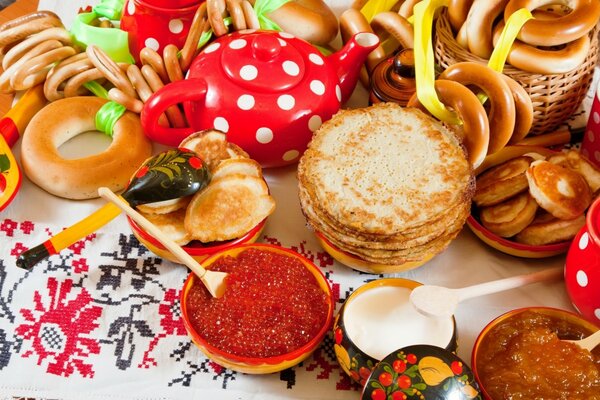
[{"left": 0, "top": 1, "right": 597, "bottom": 399}]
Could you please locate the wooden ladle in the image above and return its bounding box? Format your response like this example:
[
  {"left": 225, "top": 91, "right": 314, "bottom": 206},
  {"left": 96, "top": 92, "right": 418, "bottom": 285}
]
[
  {"left": 410, "top": 267, "right": 564, "bottom": 318},
  {"left": 98, "top": 187, "right": 228, "bottom": 298},
  {"left": 566, "top": 330, "right": 600, "bottom": 352}
]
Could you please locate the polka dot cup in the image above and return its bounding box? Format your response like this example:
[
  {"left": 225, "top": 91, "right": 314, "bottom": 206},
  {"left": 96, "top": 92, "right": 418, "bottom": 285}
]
[
  {"left": 581, "top": 81, "right": 600, "bottom": 167},
  {"left": 565, "top": 196, "right": 600, "bottom": 324},
  {"left": 120, "top": 0, "right": 201, "bottom": 63}
]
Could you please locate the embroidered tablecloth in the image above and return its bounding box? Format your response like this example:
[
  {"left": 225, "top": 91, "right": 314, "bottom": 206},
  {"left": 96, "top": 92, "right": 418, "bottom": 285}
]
[{"left": 0, "top": 1, "right": 598, "bottom": 399}]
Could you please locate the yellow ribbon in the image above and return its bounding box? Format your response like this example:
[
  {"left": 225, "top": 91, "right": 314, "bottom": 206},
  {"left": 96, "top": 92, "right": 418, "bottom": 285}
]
[
  {"left": 487, "top": 8, "right": 534, "bottom": 72},
  {"left": 360, "top": 0, "right": 399, "bottom": 22}
]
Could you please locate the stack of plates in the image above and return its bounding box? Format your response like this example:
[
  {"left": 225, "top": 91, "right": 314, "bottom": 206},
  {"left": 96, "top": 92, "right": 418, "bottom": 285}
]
[{"left": 298, "top": 103, "right": 474, "bottom": 271}]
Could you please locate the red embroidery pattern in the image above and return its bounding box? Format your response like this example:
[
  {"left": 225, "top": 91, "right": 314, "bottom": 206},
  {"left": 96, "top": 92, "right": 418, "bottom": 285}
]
[{"left": 15, "top": 278, "right": 103, "bottom": 377}]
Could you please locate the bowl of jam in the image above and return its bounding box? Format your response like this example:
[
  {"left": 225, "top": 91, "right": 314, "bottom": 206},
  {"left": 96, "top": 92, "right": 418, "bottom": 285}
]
[
  {"left": 472, "top": 307, "right": 600, "bottom": 399},
  {"left": 129, "top": 216, "right": 266, "bottom": 264},
  {"left": 333, "top": 278, "right": 457, "bottom": 386},
  {"left": 180, "top": 243, "right": 334, "bottom": 374}
]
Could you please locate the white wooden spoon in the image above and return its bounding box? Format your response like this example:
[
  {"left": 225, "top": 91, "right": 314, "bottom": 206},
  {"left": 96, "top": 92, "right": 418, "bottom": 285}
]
[
  {"left": 98, "top": 187, "right": 228, "bottom": 298},
  {"left": 565, "top": 330, "right": 600, "bottom": 352},
  {"left": 410, "top": 267, "right": 564, "bottom": 318}
]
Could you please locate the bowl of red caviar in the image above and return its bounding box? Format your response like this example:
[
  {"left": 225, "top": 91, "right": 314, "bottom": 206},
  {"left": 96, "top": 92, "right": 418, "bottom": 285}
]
[{"left": 180, "top": 243, "right": 334, "bottom": 374}]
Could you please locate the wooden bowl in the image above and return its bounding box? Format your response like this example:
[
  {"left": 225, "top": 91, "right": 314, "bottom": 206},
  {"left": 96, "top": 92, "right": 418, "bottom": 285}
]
[{"left": 180, "top": 243, "right": 334, "bottom": 374}]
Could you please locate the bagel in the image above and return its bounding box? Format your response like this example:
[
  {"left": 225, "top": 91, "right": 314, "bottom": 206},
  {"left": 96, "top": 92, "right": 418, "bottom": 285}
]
[
  {"left": 21, "top": 97, "right": 153, "bottom": 200},
  {"left": 514, "top": 212, "right": 586, "bottom": 245},
  {"left": 501, "top": 74, "right": 533, "bottom": 144},
  {"left": 480, "top": 192, "right": 538, "bottom": 237},
  {"left": 339, "top": 8, "right": 386, "bottom": 73},
  {"left": 465, "top": 0, "right": 509, "bottom": 59},
  {"left": 473, "top": 155, "right": 533, "bottom": 206},
  {"left": 438, "top": 62, "right": 516, "bottom": 154},
  {"left": 448, "top": 0, "right": 474, "bottom": 31},
  {"left": 504, "top": 0, "right": 600, "bottom": 47},
  {"left": 493, "top": 18, "right": 591, "bottom": 74},
  {"left": 408, "top": 79, "right": 489, "bottom": 168},
  {"left": 526, "top": 160, "right": 592, "bottom": 220}
]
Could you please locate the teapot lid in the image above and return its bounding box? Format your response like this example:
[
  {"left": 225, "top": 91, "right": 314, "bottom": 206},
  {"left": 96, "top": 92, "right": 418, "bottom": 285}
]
[{"left": 212, "top": 30, "right": 307, "bottom": 92}]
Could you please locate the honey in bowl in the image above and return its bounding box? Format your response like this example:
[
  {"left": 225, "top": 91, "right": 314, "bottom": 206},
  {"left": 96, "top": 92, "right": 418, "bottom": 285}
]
[
  {"left": 184, "top": 246, "right": 331, "bottom": 359},
  {"left": 474, "top": 309, "right": 600, "bottom": 399}
]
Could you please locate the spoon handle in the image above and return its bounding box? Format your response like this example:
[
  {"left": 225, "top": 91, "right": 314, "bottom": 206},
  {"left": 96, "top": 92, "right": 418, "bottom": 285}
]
[
  {"left": 456, "top": 267, "right": 564, "bottom": 301},
  {"left": 569, "top": 330, "right": 600, "bottom": 352},
  {"left": 98, "top": 187, "right": 208, "bottom": 278}
]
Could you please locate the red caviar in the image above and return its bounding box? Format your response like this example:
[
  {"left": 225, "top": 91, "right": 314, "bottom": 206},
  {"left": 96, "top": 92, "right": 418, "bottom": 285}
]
[{"left": 185, "top": 248, "right": 330, "bottom": 358}]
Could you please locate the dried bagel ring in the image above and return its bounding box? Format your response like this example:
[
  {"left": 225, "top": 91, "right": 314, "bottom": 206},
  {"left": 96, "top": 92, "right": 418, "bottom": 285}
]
[
  {"left": 493, "top": 18, "right": 591, "bottom": 74},
  {"left": 0, "top": 11, "right": 62, "bottom": 55},
  {"left": 339, "top": 8, "right": 386, "bottom": 73},
  {"left": 20, "top": 96, "right": 153, "bottom": 199},
  {"left": 447, "top": 0, "right": 474, "bottom": 31},
  {"left": 504, "top": 0, "right": 600, "bottom": 47},
  {"left": 465, "top": 0, "right": 508, "bottom": 59},
  {"left": 500, "top": 74, "right": 533, "bottom": 144},
  {"left": 408, "top": 79, "right": 490, "bottom": 168},
  {"left": 438, "top": 62, "right": 516, "bottom": 154},
  {"left": 44, "top": 53, "right": 94, "bottom": 101}
]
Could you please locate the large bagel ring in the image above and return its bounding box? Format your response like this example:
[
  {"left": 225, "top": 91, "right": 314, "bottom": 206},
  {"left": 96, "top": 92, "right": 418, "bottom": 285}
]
[
  {"left": 504, "top": 0, "right": 600, "bottom": 47},
  {"left": 408, "top": 79, "right": 490, "bottom": 168},
  {"left": 439, "top": 62, "right": 516, "bottom": 154},
  {"left": 21, "top": 97, "right": 153, "bottom": 199}
]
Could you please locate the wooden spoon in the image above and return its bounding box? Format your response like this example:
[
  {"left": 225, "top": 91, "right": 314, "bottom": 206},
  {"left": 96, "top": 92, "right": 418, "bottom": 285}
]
[
  {"left": 16, "top": 148, "right": 211, "bottom": 270},
  {"left": 98, "top": 187, "right": 228, "bottom": 298},
  {"left": 410, "top": 267, "right": 564, "bottom": 318},
  {"left": 565, "top": 330, "right": 600, "bottom": 352}
]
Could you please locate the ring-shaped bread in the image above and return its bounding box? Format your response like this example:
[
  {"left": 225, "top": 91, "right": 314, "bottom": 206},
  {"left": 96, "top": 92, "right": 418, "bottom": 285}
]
[{"left": 21, "top": 96, "right": 153, "bottom": 199}]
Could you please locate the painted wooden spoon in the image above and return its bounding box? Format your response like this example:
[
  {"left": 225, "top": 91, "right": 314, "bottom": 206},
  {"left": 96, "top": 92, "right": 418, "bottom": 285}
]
[{"left": 16, "top": 148, "right": 210, "bottom": 269}]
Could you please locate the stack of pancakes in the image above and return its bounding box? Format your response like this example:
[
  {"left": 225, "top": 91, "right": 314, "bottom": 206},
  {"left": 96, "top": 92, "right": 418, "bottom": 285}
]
[{"left": 297, "top": 102, "right": 474, "bottom": 270}]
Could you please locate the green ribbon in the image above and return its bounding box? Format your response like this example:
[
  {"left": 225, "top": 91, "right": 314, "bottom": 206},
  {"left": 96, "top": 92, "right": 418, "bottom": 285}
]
[
  {"left": 70, "top": 0, "right": 134, "bottom": 64},
  {"left": 95, "top": 101, "right": 127, "bottom": 137}
]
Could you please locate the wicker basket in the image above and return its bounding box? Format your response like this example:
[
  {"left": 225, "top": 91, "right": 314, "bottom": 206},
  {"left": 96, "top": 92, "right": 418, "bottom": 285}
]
[{"left": 434, "top": 9, "right": 599, "bottom": 135}]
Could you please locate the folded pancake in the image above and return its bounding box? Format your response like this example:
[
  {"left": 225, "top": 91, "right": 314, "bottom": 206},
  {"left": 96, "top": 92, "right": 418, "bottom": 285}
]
[
  {"left": 184, "top": 175, "right": 275, "bottom": 243},
  {"left": 479, "top": 192, "right": 538, "bottom": 237},
  {"left": 141, "top": 208, "right": 192, "bottom": 246},
  {"left": 473, "top": 156, "right": 533, "bottom": 207},
  {"left": 526, "top": 160, "right": 592, "bottom": 220},
  {"left": 211, "top": 158, "right": 262, "bottom": 181},
  {"left": 137, "top": 196, "right": 191, "bottom": 215},
  {"left": 179, "top": 129, "right": 249, "bottom": 171}
]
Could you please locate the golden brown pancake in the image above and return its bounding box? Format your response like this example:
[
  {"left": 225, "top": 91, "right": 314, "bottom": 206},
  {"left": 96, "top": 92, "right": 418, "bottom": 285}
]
[
  {"left": 515, "top": 212, "right": 586, "bottom": 246},
  {"left": 473, "top": 156, "right": 532, "bottom": 207},
  {"left": 479, "top": 192, "right": 538, "bottom": 237},
  {"left": 179, "top": 129, "right": 249, "bottom": 171}
]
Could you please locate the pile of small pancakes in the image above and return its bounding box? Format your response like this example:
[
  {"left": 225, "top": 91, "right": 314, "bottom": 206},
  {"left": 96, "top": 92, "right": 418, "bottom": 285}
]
[
  {"left": 297, "top": 102, "right": 474, "bottom": 270},
  {"left": 474, "top": 150, "right": 600, "bottom": 245},
  {"left": 137, "top": 130, "right": 275, "bottom": 245}
]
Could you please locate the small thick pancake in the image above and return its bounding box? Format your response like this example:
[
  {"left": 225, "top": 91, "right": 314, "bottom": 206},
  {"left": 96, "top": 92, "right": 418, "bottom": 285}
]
[
  {"left": 179, "top": 129, "right": 249, "bottom": 171},
  {"left": 140, "top": 208, "right": 191, "bottom": 246},
  {"left": 479, "top": 192, "right": 538, "bottom": 237},
  {"left": 515, "top": 212, "right": 586, "bottom": 246},
  {"left": 137, "top": 196, "right": 191, "bottom": 215},
  {"left": 526, "top": 160, "right": 592, "bottom": 220},
  {"left": 184, "top": 175, "right": 275, "bottom": 242},
  {"left": 211, "top": 158, "right": 262, "bottom": 181},
  {"left": 473, "top": 156, "right": 532, "bottom": 207},
  {"left": 547, "top": 150, "right": 600, "bottom": 193}
]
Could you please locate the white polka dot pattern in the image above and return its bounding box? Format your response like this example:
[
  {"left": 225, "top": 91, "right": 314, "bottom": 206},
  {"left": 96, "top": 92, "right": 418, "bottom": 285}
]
[
  {"left": 277, "top": 94, "right": 295, "bottom": 110},
  {"left": 589, "top": 130, "right": 595, "bottom": 143},
  {"left": 256, "top": 127, "right": 274, "bottom": 144},
  {"left": 594, "top": 111, "right": 600, "bottom": 124},
  {"left": 282, "top": 61, "right": 300, "bottom": 76},
  {"left": 309, "top": 53, "right": 324, "bottom": 65},
  {"left": 310, "top": 80, "right": 325, "bottom": 95},
  {"left": 237, "top": 94, "right": 255, "bottom": 110},
  {"left": 213, "top": 117, "right": 229, "bottom": 133},
  {"left": 169, "top": 19, "right": 184, "bottom": 34},
  {"left": 576, "top": 270, "right": 589, "bottom": 287},
  {"left": 127, "top": 0, "right": 135, "bottom": 15},
  {"left": 283, "top": 150, "right": 300, "bottom": 161},
  {"left": 204, "top": 43, "right": 220, "bottom": 53},
  {"left": 278, "top": 38, "right": 287, "bottom": 47},
  {"left": 240, "top": 65, "right": 258, "bottom": 80},
  {"left": 595, "top": 309, "right": 600, "bottom": 320},
  {"left": 335, "top": 85, "right": 342, "bottom": 102},
  {"left": 579, "top": 232, "right": 589, "bottom": 250},
  {"left": 308, "top": 115, "right": 322, "bottom": 132},
  {"left": 229, "top": 39, "right": 247, "bottom": 49},
  {"left": 145, "top": 38, "right": 160, "bottom": 51}
]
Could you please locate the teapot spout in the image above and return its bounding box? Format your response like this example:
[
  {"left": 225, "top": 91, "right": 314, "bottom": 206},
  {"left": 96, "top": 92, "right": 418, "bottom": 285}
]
[{"left": 328, "top": 32, "right": 379, "bottom": 104}]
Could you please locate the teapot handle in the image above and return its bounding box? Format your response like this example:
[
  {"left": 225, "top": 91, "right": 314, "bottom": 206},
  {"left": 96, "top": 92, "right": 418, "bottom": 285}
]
[{"left": 141, "top": 78, "right": 208, "bottom": 146}]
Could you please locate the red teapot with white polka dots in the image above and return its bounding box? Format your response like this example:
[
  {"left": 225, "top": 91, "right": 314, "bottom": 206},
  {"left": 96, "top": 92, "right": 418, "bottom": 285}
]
[
  {"left": 565, "top": 197, "right": 600, "bottom": 325},
  {"left": 141, "top": 30, "right": 379, "bottom": 167}
]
